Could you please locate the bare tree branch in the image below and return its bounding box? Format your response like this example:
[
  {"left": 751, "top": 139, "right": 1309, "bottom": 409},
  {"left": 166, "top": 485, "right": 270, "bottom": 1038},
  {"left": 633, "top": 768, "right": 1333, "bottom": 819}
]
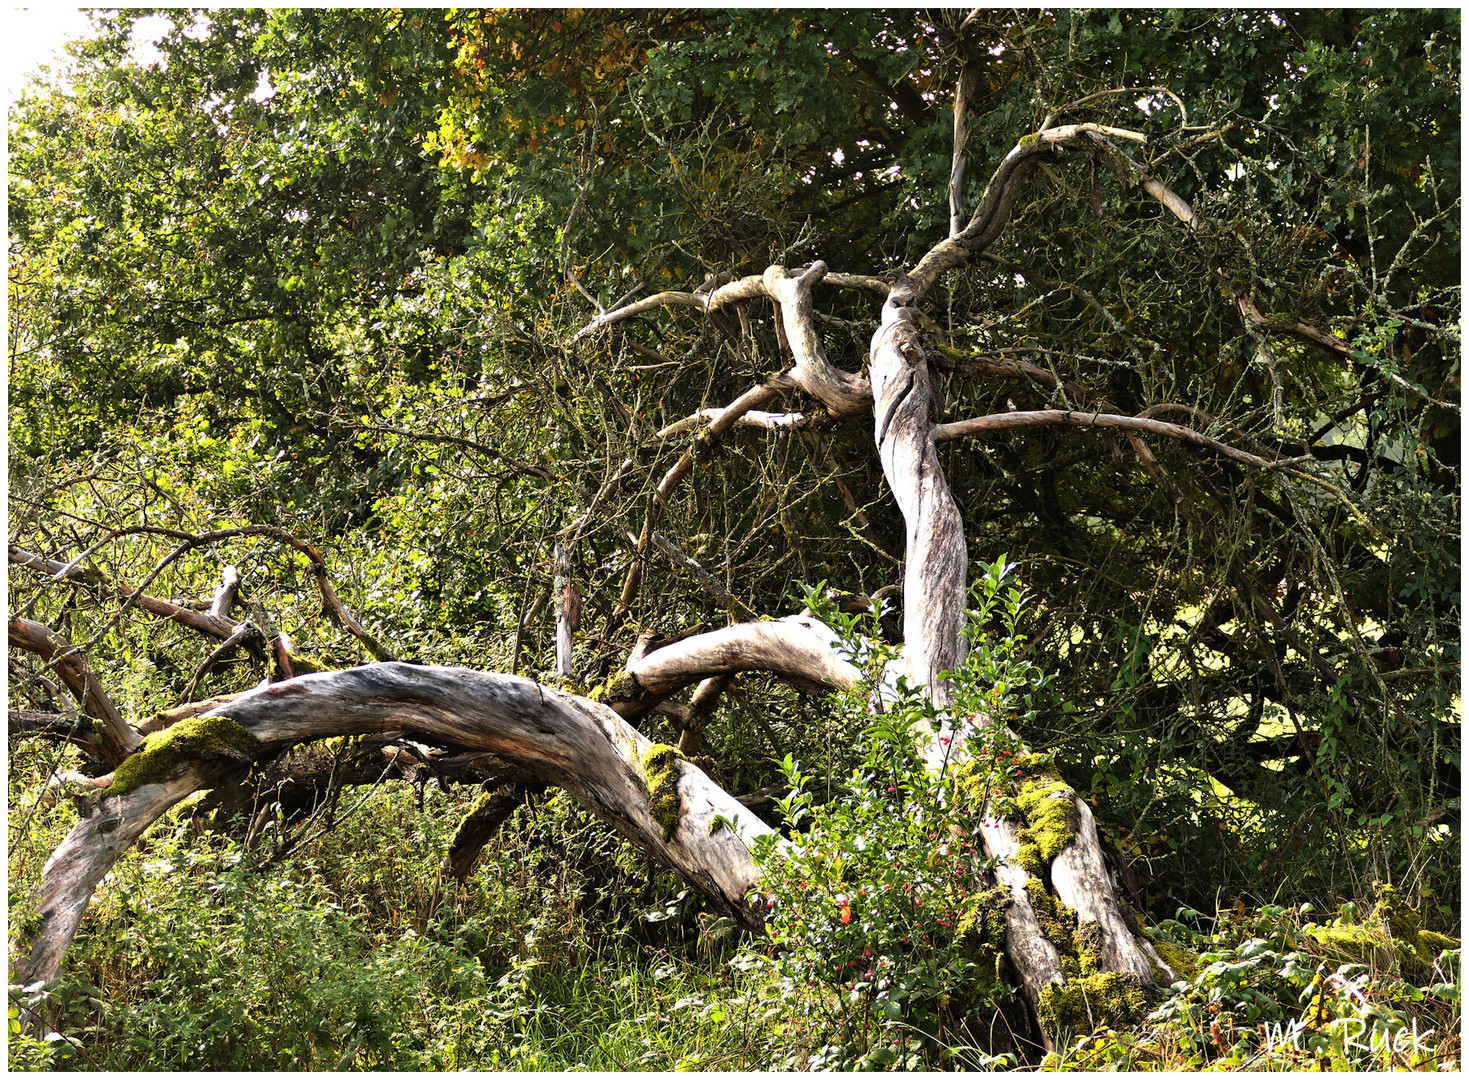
[
  {"left": 892, "top": 124, "right": 1147, "bottom": 309},
  {"left": 933, "top": 409, "right": 1312, "bottom": 470},
  {"left": 16, "top": 662, "right": 787, "bottom": 986},
  {"left": 949, "top": 62, "right": 980, "bottom": 238},
  {"left": 609, "top": 615, "right": 861, "bottom": 718},
  {"left": 12, "top": 527, "right": 395, "bottom": 663},
  {"left": 8, "top": 617, "right": 139, "bottom": 766}
]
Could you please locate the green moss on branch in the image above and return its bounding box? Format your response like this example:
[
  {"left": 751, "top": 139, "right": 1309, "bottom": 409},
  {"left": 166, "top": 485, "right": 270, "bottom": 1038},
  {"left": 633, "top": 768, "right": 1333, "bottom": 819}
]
[
  {"left": 107, "top": 715, "right": 258, "bottom": 798},
  {"left": 641, "top": 743, "right": 683, "bottom": 842},
  {"left": 1310, "top": 882, "right": 1461, "bottom": 975},
  {"left": 1014, "top": 756, "right": 1079, "bottom": 863},
  {"left": 1144, "top": 932, "right": 1201, "bottom": 983},
  {"left": 1038, "top": 972, "right": 1150, "bottom": 1036}
]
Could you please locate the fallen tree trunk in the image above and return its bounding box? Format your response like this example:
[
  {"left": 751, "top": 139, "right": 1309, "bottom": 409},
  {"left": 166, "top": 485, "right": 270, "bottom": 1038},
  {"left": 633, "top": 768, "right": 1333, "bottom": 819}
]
[{"left": 15, "top": 662, "right": 779, "bottom": 988}]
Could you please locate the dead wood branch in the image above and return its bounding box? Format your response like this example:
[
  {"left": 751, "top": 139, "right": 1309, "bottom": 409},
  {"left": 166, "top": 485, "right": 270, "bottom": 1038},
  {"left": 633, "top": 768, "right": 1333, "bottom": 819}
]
[
  {"left": 7, "top": 617, "right": 139, "bottom": 766},
  {"left": 933, "top": 409, "right": 1312, "bottom": 470},
  {"left": 17, "top": 662, "right": 788, "bottom": 987}
]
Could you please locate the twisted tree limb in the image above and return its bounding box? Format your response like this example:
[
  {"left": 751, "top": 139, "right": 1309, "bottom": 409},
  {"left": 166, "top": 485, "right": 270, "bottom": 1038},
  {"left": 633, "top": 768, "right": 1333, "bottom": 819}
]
[
  {"left": 869, "top": 122, "right": 1183, "bottom": 1043},
  {"left": 16, "top": 662, "right": 785, "bottom": 988}
]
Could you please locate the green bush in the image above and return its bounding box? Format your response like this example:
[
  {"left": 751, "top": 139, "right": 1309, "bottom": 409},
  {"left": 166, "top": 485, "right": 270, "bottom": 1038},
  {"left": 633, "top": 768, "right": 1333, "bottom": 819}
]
[{"left": 747, "top": 559, "right": 1051, "bottom": 1069}]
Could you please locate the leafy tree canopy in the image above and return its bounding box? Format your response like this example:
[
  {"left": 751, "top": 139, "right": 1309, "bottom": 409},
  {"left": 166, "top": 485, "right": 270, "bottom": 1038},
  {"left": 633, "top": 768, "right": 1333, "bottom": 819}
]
[{"left": 8, "top": 7, "right": 1460, "bottom": 1067}]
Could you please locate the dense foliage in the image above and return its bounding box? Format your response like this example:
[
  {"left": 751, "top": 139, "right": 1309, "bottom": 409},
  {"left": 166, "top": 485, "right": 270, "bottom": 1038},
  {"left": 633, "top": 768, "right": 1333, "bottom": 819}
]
[{"left": 9, "top": 8, "right": 1459, "bottom": 1070}]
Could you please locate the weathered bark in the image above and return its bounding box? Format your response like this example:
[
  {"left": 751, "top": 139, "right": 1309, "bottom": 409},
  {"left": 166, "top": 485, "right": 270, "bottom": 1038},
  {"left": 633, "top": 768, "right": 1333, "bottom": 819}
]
[
  {"left": 870, "top": 314, "right": 968, "bottom": 707},
  {"left": 870, "top": 302, "right": 1073, "bottom": 1043},
  {"left": 610, "top": 615, "right": 862, "bottom": 717},
  {"left": 570, "top": 267, "right": 887, "bottom": 344},
  {"left": 16, "top": 663, "right": 783, "bottom": 986},
  {"left": 9, "top": 709, "right": 106, "bottom": 761},
  {"left": 863, "top": 121, "right": 1181, "bottom": 1041},
  {"left": 761, "top": 263, "right": 872, "bottom": 418},
  {"left": 948, "top": 61, "right": 979, "bottom": 238},
  {"left": 18, "top": 759, "right": 241, "bottom": 987},
  {"left": 8, "top": 617, "right": 140, "bottom": 767},
  {"left": 554, "top": 541, "right": 578, "bottom": 680},
  {"left": 208, "top": 564, "right": 241, "bottom": 619}
]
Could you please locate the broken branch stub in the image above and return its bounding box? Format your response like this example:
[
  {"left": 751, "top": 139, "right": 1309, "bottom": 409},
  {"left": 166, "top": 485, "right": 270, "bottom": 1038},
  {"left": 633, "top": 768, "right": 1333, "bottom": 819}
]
[{"left": 8, "top": 616, "right": 141, "bottom": 766}]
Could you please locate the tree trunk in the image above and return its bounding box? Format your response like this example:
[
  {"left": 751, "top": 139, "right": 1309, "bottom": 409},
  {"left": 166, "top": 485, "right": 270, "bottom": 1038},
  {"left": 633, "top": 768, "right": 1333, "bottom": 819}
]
[
  {"left": 871, "top": 179, "right": 1176, "bottom": 1041},
  {"left": 13, "top": 125, "right": 1188, "bottom": 1051}
]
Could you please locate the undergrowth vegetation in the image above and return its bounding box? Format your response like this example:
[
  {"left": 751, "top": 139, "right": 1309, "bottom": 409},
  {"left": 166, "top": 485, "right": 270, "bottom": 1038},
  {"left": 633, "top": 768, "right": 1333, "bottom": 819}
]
[
  {"left": 8, "top": 7, "right": 1459, "bottom": 1071},
  {"left": 10, "top": 565, "right": 1459, "bottom": 1071},
  {"left": 9, "top": 777, "right": 783, "bottom": 1070},
  {"left": 10, "top": 735, "right": 1459, "bottom": 1072}
]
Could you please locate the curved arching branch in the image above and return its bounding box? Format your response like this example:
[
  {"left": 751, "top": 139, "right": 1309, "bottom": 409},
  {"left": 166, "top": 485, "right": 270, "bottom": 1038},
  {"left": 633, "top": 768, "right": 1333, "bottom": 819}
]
[
  {"left": 18, "top": 662, "right": 788, "bottom": 989},
  {"left": 891, "top": 124, "right": 1147, "bottom": 309},
  {"left": 612, "top": 615, "right": 862, "bottom": 715}
]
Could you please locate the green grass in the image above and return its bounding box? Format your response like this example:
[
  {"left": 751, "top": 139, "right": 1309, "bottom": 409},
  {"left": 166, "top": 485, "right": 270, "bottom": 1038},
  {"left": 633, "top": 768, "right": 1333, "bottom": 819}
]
[
  {"left": 8, "top": 747, "right": 1460, "bottom": 1072},
  {"left": 7, "top": 779, "right": 804, "bottom": 1071}
]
